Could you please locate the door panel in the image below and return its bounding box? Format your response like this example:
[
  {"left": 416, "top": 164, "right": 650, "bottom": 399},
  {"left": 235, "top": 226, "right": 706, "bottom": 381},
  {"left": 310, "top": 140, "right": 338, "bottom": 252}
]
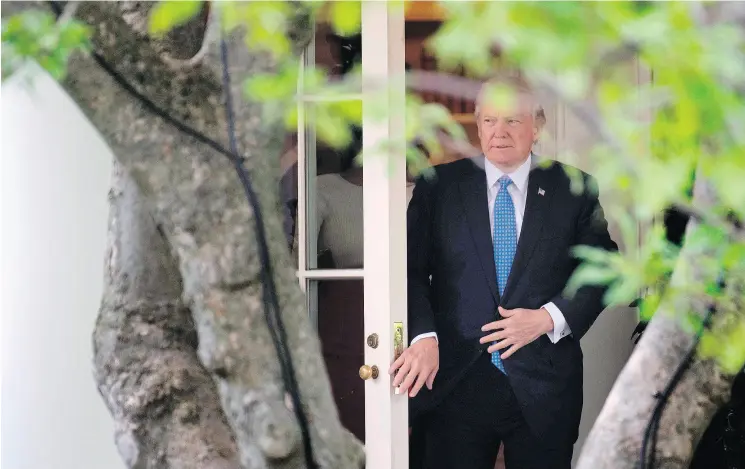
[
  {"left": 307, "top": 118, "right": 365, "bottom": 271},
  {"left": 361, "top": 3, "right": 409, "bottom": 468},
  {"left": 294, "top": 5, "right": 408, "bottom": 469},
  {"left": 313, "top": 278, "right": 366, "bottom": 441},
  {"left": 292, "top": 3, "right": 369, "bottom": 451}
]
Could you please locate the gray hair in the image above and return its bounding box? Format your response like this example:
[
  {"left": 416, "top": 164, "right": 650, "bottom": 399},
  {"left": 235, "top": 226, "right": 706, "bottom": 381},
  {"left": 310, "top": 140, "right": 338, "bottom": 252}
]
[{"left": 474, "top": 73, "right": 546, "bottom": 129}]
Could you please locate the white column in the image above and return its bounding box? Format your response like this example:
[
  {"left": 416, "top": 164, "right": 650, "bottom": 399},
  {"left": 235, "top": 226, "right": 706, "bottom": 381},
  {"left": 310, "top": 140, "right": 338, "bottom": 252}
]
[{"left": 361, "top": 2, "right": 409, "bottom": 468}]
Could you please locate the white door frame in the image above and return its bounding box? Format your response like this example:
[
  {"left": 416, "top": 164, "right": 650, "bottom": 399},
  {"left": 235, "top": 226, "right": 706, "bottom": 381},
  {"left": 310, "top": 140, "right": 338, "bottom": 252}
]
[
  {"left": 361, "top": 2, "right": 408, "bottom": 469},
  {"left": 296, "top": 3, "right": 408, "bottom": 468}
]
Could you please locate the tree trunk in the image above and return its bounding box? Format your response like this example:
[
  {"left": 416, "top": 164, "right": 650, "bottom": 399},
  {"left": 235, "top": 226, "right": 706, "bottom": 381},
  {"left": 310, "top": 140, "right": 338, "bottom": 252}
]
[
  {"left": 576, "top": 177, "right": 738, "bottom": 469},
  {"left": 26, "top": 2, "right": 363, "bottom": 468},
  {"left": 95, "top": 163, "right": 240, "bottom": 469}
]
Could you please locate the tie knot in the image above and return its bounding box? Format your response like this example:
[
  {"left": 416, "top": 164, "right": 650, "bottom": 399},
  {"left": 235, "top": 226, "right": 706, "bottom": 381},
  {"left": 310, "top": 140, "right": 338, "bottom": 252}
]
[{"left": 498, "top": 176, "right": 513, "bottom": 189}]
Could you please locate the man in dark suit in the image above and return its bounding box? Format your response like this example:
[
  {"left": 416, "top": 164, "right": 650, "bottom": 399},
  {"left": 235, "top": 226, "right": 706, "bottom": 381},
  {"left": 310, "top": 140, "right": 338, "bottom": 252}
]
[{"left": 389, "top": 75, "right": 618, "bottom": 469}]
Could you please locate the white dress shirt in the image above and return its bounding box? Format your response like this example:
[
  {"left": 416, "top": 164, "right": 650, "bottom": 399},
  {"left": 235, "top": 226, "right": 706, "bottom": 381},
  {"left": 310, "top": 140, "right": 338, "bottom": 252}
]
[{"left": 411, "top": 153, "right": 572, "bottom": 346}]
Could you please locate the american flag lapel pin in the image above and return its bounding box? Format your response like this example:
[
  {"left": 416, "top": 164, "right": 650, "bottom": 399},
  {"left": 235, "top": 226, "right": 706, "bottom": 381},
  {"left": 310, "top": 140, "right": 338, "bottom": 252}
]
[{"left": 538, "top": 188, "right": 545, "bottom": 196}]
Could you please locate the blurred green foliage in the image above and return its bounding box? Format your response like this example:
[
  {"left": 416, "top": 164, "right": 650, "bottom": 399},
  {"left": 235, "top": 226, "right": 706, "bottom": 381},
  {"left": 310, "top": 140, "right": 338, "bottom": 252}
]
[
  {"left": 2, "top": 0, "right": 744, "bottom": 374},
  {"left": 1, "top": 9, "right": 90, "bottom": 80},
  {"left": 149, "top": 1, "right": 204, "bottom": 37}
]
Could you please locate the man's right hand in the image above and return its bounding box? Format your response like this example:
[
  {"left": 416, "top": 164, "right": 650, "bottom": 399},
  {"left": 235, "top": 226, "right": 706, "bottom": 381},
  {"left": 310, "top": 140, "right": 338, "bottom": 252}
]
[{"left": 388, "top": 337, "right": 439, "bottom": 398}]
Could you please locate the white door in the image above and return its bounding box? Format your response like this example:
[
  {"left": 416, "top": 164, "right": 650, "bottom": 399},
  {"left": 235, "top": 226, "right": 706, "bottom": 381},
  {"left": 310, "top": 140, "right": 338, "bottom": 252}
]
[
  {"left": 361, "top": 3, "right": 409, "bottom": 469},
  {"left": 293, "top": 3, "right": 408, "bottom": 469}
]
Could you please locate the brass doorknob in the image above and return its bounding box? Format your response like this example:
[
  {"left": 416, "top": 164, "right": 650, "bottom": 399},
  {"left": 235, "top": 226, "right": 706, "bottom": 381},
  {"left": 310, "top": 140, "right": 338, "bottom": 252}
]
[{"left": 359, "top": 364, "right": 379, "bottom": 380}]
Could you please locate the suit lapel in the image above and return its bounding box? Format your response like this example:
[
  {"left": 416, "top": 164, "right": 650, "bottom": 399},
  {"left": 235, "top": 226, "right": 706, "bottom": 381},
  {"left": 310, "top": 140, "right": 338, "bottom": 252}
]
[
  {"left": 502, "top": 159, "right": 558, "bottom": 303},
  {"left": 458, "top": 158, "right": 500, "bottom": 305}
]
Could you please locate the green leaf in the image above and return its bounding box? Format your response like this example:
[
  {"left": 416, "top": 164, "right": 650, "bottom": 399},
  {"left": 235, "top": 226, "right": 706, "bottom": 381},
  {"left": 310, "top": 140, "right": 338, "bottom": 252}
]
[
  {"left": 420, "top": 103, "right": 466, "bottom": 141},
  {"left": 564, "top": 264, "right": 618, "bottom": 297},
  {"left": 243, "top": 60, "right": 299, "bottom": 102},
  {"left": 242, "top": 1, "right": 292, "bottom": 58},
  {"left": 283, "top": 106, "right": 299, "bottom": 130},
  {"left": 482, "top": 83, "right": 517, "bottom": 113},
  {"left": 329, "top": 99, "right": 363, "bottom": 124},
  {"left": 149, "top": 1, "right": 204, "bottom": 37},
  {"left": 562, "top": 165, "right": 585, "bottom": 195},
  {"left": 709, "top": 154, "right": 745, "bottom": 220},
  {"left": 314, "top": 105, "right": 353, "bottom": 149},
  {"left": 329, "top": 1, "right": 361, "bottom": 37},
  {"left": 58, "top": 22, "right": 91, "bottom": 51},
  {"left": 603, "top": 277, "right": 644, "bottom": 306},
  {"left": 723, "top": 243, "right": 745, "bottom": 271},
  {"left": 2, "top": 10, "right": 91, "bottom": 80},
  {"left": 638, "top": 291, "right": 662, "bottom": 321},
  {"left": 572, "top": 245, "right": 617, "bottom": 265},
  {"left": 699, "top": 330, "right": 723, "bottom": 361},
  {"left": 635, "top": 154, "right": 696, "bottom": 219},
  {"left": 245, "top": 74, "right": 292, "bottom": 101},
  {"left": 425, "top": 2, "right": 499, "bottom": 75},
  {"left": 717, "top": 321, "right": 745, "bottom": 374},
  {"left": 406, "top": 145, "right": 433, "bottom": 178}
]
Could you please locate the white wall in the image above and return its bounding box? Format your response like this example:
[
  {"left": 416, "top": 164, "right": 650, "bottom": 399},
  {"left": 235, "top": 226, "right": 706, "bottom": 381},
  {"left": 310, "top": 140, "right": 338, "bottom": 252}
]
[{"left": 1, "top": 64, "right": 123, "bottom": 469}]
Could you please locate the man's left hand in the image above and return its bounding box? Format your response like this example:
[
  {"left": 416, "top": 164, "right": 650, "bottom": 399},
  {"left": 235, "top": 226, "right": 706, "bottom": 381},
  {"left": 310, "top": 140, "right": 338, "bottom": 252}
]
[{"left": 480, "top": 307, "right": 554, "bottom": 359}]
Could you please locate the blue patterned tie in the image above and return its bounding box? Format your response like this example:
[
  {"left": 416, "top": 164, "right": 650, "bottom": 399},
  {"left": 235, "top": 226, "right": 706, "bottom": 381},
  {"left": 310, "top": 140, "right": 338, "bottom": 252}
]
[{"left": 492, "top": 176, "right": 517, "bottom": 373}]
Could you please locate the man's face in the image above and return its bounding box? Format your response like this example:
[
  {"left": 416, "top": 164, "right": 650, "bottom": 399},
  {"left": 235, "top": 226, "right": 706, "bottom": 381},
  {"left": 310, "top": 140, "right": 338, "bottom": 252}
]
[{"left": 477, "top": 92, "right": 539, "bottom": 169}]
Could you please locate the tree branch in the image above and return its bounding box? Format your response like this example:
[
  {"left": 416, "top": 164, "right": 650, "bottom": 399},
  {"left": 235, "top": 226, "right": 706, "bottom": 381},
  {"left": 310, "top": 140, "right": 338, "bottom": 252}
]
[
  {"left": 57, "top": 1, "right": 79, "bottom": 24},
  {"left": 594, "top": 43, "right": 640, "bottom": 81},
  {"left": 575, "top": 175, "right": 738, "bottom": 469},
  {"left": 670, "top": 201, "right": 744, "bottom": 240},
  {"left": 95, "top": 163, "right": 240, "bottom": 469},
  {"left": 158, "top": 3, "right": 216, "bottom": 71}
]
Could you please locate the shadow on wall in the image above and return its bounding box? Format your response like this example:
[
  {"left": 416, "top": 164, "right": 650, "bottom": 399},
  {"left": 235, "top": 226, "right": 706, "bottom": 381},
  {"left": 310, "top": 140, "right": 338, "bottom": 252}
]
[{"left": 1, "top": 63, "right": 124, "bottom": 469}]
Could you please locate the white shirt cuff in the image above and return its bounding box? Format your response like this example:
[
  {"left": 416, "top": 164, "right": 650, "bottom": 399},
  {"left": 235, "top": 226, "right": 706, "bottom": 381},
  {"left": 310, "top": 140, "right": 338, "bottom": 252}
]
[
  {"left": 542, "top": 302, "right": 571, "bottom": 343},
  {"left": 411, "top": 332, "right": 438, "bottom": 345}
]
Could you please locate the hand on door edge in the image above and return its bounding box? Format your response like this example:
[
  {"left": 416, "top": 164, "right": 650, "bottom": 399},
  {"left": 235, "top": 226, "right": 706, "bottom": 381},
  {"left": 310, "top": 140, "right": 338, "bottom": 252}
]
[{"left": 388, "top": 337, "right": 439, "bottom": 398}]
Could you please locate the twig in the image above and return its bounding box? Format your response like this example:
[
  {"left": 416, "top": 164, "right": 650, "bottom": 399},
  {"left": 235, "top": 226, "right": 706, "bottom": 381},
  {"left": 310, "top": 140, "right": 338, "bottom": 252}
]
[
  {"left": 670, "top": 201, "right": 745, "bottom": 241},
  {"left": 406, "top": 70, "right": 482, "bottom": 102},
  {"left": 592, "top": 42, "right": 640, "bottom": 83},
  {"left": 161, "top": 3, "right": 216, "bottom": 71},
  {"left": 702, "top": 1, "right": 745, "bottom": 27},
  {"left": 435, "top": 128, "right": 481, "bottom": 159},
  {"left": 57, "top": 1, "right": 78, "bottom": 24}
]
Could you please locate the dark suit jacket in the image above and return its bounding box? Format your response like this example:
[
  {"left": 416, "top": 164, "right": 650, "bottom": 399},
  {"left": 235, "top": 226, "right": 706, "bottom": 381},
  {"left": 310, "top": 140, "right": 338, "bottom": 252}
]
[{"left": 407, "top": 155, "right": 618, "bottom": 447}]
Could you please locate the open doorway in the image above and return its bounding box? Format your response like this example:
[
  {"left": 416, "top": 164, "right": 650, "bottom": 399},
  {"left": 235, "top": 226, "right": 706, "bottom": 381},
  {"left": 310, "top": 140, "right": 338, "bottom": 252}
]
[
  {"left": 403, "top": 5, "right": 642, "bottom": 469},
  {"left": 283, "top": 4, "right": 643, "bottom": 468},
  {"left": 404, "top": 11, "right": 509, "bottom": 468}
]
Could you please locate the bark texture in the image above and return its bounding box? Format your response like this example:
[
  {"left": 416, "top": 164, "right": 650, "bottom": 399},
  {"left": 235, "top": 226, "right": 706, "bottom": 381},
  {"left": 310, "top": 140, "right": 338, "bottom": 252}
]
[
  {"left": 576, "top": 178, "right": 739, "bottom": 469},
  {"left": 11, "top": 1, "right": 364, "bottom": 468},
  {"left": 96, "top": 164, "right": 240, "bottom": 469}
]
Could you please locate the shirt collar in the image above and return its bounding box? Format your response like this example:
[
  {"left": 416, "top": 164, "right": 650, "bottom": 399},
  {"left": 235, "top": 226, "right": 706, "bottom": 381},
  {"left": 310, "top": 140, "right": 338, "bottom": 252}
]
[{"left": 485, "top": 152, "right": 532, "bottom": 193}]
